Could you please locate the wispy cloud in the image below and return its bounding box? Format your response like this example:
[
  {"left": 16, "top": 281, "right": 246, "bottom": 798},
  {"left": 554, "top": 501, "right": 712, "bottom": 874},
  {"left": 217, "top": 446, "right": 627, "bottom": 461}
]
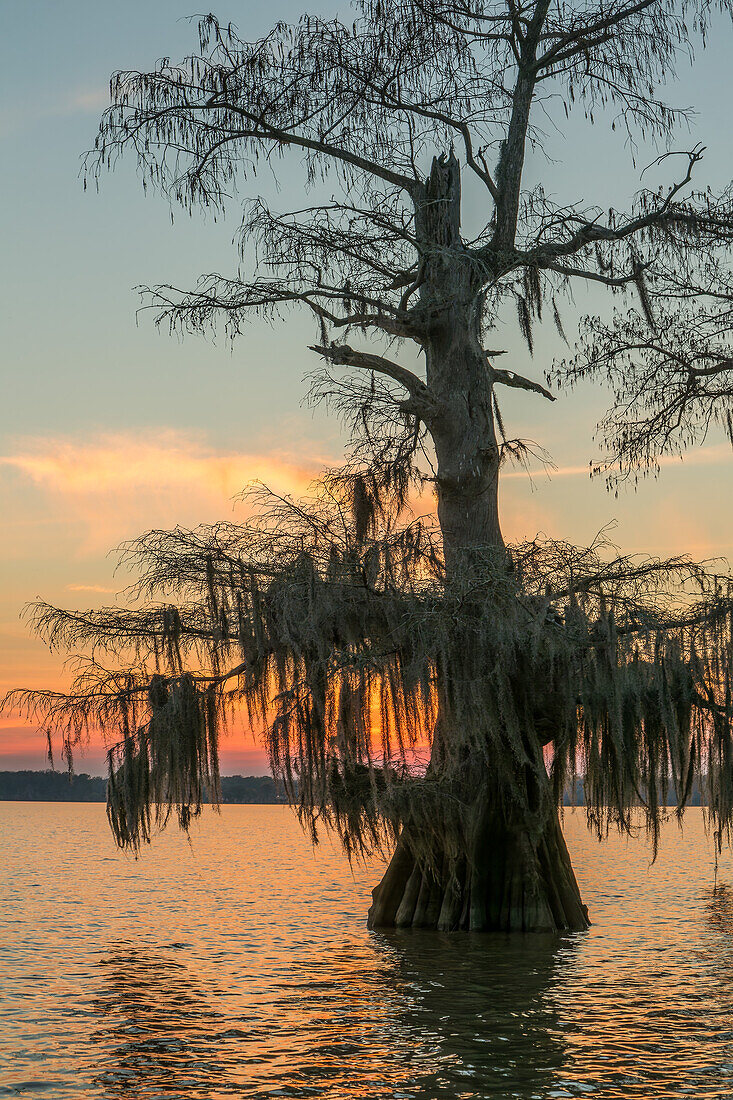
[
  {"left": 2, "top": 429, "right": 321, "bottom": 494},
  {"left": 1, "top": 429, "right": 327, "bottom": 553},
  {"left": 502, "top": 442, "right": 733, "bottom": 480},
  {"left": 65, "top": 584, "right": 117, "bottom": 594},
  {"left": 65, "top": 88, "right": 109, "bottom": 114},
  {"left": 0, "top": 87, "right": 109, "bottom": 138}
]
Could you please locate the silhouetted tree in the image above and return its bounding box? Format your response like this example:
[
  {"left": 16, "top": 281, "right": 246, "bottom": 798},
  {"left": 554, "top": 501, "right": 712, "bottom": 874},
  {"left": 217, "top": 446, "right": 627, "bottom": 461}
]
[{"left": 6, "top": 0, "right": 733, "bottom": 932}]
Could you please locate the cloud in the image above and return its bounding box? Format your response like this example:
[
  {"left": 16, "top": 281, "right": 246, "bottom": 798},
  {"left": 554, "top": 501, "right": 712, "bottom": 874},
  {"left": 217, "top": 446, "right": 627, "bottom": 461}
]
[
  {"left": 65, "top": 584, "right": 117, "bottom": 594},
  {"left": 1, "top": 429, "right": 327, "bottom": 554},
  {"left": 65, "top": 88, "right": 109, "bottom": 114},
  {"left": 2, "top": 428, "right": 320, "bottom": 495},
  {"left": 0, "top": 87, "right": 109, "bottom": 138},
  {"left": 502, "top": 442, "right": 733, "bottom": 481}
]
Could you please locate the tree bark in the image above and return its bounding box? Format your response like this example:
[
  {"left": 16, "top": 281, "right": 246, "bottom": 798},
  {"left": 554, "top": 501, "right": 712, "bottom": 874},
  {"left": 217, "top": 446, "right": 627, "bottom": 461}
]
[
  {"left": 368, "top": 152, "right": 590, "bottom": 934},
  {"left": 417, "top": 153, "right": 504, "bottom": 569},
  {"left": 368, "top": 778, "right": 589, "bottom": 933}
]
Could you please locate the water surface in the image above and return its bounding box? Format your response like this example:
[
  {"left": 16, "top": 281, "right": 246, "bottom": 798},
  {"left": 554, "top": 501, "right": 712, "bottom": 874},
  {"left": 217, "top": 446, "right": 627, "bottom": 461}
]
[{"left": 2, "top": 803, "right": 732, "bottom": 1098}]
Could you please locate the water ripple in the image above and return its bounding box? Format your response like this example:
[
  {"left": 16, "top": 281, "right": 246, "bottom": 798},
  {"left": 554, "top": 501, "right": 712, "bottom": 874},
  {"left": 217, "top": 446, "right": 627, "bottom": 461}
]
[{"left": 1, "top": 804, "right": 733, "bottom": 1098}]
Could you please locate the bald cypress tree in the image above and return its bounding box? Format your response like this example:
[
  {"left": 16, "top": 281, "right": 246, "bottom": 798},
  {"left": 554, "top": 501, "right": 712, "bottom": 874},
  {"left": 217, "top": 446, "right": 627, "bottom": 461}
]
[{"left": 6, "top": 0, "right": 733, "bottom": 931}]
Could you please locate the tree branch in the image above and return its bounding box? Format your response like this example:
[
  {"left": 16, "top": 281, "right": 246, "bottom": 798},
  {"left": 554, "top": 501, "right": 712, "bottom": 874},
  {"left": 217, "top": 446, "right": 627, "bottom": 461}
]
[
  {"left": 534, "top": 0, "right": 658, "bottom": 71},
  {"left": 489, "top": 362, "right": 556, "bottom": 401},
  {"left": 310, "top": 343, "right": 441, "bottom": 421},
  {"left": 491, "top": 0, "right": 551, "bottom": 250},
  {"left": 545, "top": 262, "right": 639, "bottom": 288},
  {"left": 200, "top": 99, "right": 419, "bottom": 194},
  {"left": 533, "top": 146, "right": 707, "bottom": 264},
  {"left": 145, "top": 278, "right": 424, "bottom": 343},
  {"left": 688, "top": 357, "right": 733, "bottom": 378}
]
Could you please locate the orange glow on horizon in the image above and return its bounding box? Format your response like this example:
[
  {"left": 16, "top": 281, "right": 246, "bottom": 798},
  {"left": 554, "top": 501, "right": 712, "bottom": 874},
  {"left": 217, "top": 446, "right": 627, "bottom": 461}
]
[{"left": 3, "top": 429, "right": 733, "bottom": 772}]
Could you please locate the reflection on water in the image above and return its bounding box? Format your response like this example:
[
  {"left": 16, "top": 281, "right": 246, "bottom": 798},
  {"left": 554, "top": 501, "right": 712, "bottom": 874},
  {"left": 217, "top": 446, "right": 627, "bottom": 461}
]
[
  {"left": 374, "top": 931, "right": 573, "bottom": 1098},
  {"left": 706, "top": 882, "right": 733, "bottom": 935},
  {"left": 2, "top": 804, "right": 733, "bottom": 1098},
  {"left": 92, "top": 945, "right": 227, "bottom": 1096},
  {"left": 90, "top": 930, "right": 575, "bottom": 1098}
]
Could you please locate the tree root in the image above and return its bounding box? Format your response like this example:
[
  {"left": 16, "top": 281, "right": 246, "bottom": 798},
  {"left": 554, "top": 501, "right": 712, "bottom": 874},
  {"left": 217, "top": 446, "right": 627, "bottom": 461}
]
[{"left": 368, "top": 808, "right": 589, "bottom": 933}]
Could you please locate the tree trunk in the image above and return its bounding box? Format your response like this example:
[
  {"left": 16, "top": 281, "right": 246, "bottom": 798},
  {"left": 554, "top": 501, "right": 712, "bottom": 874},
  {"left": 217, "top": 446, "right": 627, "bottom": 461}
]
[
  {"left": 368, "top": 783, "right": 589, "bottom": 933},
  {"left": 417, "top": 152, "right": 505, "bottom": 571},
  {"left": 367, "top": 153, "right": 590, "bottom": 934}
]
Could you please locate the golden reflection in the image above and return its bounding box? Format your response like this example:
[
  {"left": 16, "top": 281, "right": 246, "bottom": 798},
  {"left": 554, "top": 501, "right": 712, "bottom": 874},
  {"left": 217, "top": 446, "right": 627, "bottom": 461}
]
[
  {"left": 77, "top": 810, "right": 733, "bottom": 1100},
  {"left": 86, "top": 930, "right": 574, "bottom": 1100},
  {"left": 700, "top": 881, "right": 733, "bottom": 1005},
  {"left": 91, "top": 943, "right": 231, "bottom": 1098},
  {"left": 705, "top": 882, "right": 733, "bottom": 936}
]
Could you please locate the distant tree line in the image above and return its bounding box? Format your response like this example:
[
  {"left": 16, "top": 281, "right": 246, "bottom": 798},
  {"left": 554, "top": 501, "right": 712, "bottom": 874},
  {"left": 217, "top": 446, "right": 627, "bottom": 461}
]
[
  {"left": 0, "top": 769, "right": 706, "bottom": 809},
  {"left": 0, "top": 771, "right": 287, "bottom": 804},
  {"left": 562, "top": 779, "right": 706, "bottom": 809}
]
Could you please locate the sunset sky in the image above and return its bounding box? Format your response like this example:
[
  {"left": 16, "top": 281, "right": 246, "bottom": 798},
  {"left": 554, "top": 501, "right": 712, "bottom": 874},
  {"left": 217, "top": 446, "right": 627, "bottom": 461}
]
[{"left": 2, "top": 0, "right": 732, "bottom": 774}]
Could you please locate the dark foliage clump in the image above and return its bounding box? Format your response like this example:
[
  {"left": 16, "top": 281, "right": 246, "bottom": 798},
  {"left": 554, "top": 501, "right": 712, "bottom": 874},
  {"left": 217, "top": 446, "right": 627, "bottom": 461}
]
[{"left": 6, "top": 478, "right": 733, "bottom": 862}]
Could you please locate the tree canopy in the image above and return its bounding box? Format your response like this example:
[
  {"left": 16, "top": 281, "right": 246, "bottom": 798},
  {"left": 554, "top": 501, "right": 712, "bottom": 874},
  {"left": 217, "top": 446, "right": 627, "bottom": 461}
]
[{"left": 11, "top": 488, "right": 733, "bottom": 859}]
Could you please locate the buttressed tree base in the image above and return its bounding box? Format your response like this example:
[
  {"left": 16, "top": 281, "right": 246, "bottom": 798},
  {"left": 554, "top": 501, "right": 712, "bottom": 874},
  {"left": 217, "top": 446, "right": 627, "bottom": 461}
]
[{"left": 5, "top": 0, "right": 733, "bottom": 933}]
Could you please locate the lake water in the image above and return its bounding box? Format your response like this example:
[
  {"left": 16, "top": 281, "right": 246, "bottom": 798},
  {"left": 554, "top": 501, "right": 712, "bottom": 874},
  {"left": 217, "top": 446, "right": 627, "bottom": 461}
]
[{"left": 2, "top": 804, "right": 733, "bottom": 1099}]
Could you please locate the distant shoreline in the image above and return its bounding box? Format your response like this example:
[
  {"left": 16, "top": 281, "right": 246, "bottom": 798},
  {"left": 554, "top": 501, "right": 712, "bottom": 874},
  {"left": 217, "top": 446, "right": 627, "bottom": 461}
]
[
  {"left": 0, "top": 770, "right": 288, "bottom": 804},
  {"left": 0, "top": 770, "right": 707, "bottom": 808}
]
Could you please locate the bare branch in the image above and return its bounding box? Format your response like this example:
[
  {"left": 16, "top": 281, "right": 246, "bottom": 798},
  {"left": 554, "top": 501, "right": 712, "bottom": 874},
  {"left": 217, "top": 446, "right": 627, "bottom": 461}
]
[
  {"left": 545, "top": 262, "right": 639, "bottom": 288},
  {"left": 489, "top": 362, "right": 556, "bottom": 401},
  {"left": 534, "top": 0, "right": 658, "bottom": 70},
  {"left": 310, "top": 343, "right": 441, "bottom": 421}
]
